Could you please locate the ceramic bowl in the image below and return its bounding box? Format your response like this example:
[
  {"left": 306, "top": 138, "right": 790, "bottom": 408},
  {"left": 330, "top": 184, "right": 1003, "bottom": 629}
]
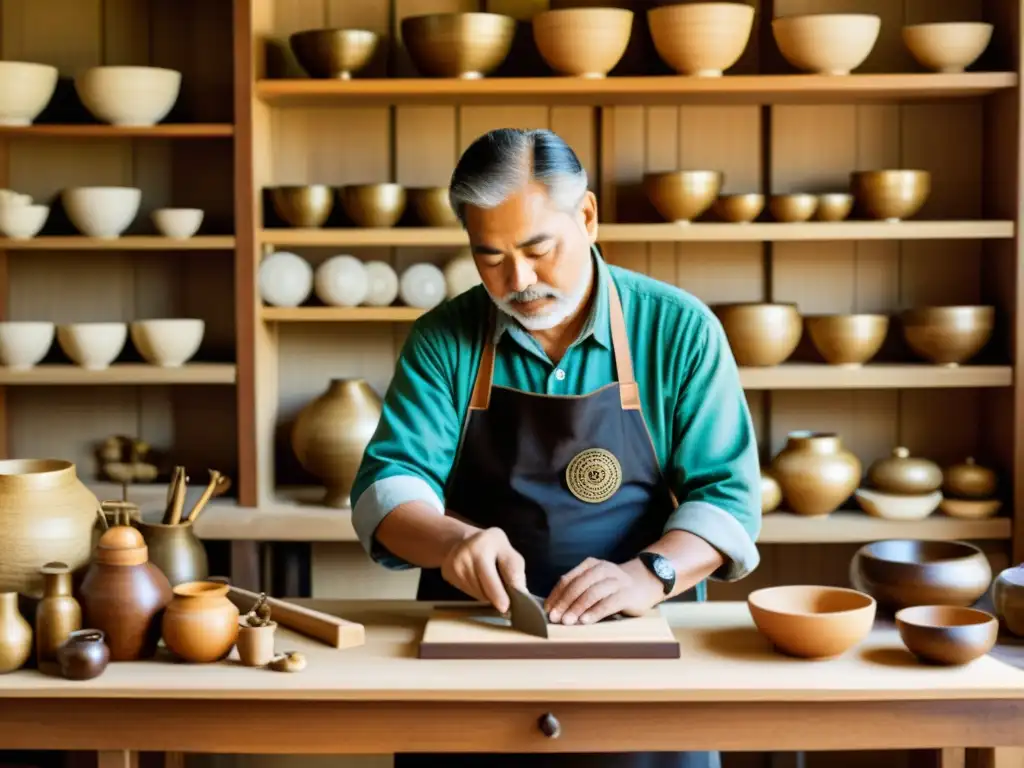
[
  {"left": 939, "top": 498, "right": 1002, "bottom": 520},
  {"left": 129, "top": 319, "right": 205, "bottom": 368},
  {"left": 408, "top": 187, "right": 458, "bottom": 227},
  {"left": 713, "top": 193, "right": 764, "bottom": 223},
  {"left": 0, "top": 321, "right": 55, "bottom": 369},
  {"left": 647, "top": 3, "right": 754, "bottom": 77},
  {"left": 644, "top": 171, "right": 723, "bottom": 224},
  {"left": 400, "top": 263, "right": 447, "bottom": 310},
  {"left": 712, "top": 303, "right": 802, "bottom": 367},
  {"left": 854, "top": 488, "right": 942, "bottom": 522},
  {"left": 74, "top": 66, "right": 181, "bottom": 126},
  {"left": 259, "top": 251, "right": 314, "bottom": 308},
  {"left": 289, "top": 28, "right": 379, "bottom": 79},
  {"left": 849, "top": 539, "right": 993, "bottom": 612},
  {"left": 748, "top": 585, "right": 876, "bottom": 659},
  {"left": 533, "top": 8, "right": 634, "bottom": 79},
  {"left": 772, "top": 14, "right": 881, "bottom": 75},
  {"left": 769, "top": 193, "right": 818, "bottom": 223},
  {"left": 805, "top": 313, "right": 888, "bottom": 367},
  {"left": 944, "top": 457, "right": 998, "bottom": 499},
  {"left": 816, "top": 193, "right": 854, "bottom": 222},
  {"left": 57, "top": 322, "right": 128, "bottom": 370},
  {"left": 0, "top": 204, "right": 49, "bottom": 239},
  {"left": 401, "top": 13, "right": 516, "bottom": 79},
  {"left": 992, "top": 566, "right": 1024, "bottom": 638},
  {"left": 152, "top": 208, "right": 203, "bottom": 239},
  {"left": 315, "top": 255, "right": 369, "bottom": 307},
  {"left": 339, "top": 184, "right": 407, "bottom": 228},
  {"left": 269, "top": 185, "right": 333, "bottom": 229},
  {"left": 62, "top": 187, "right": 142, "bottom": 239},
  {"left": 896, "top": 605, "right": 997, "bottom": 665},
  {"left": 900, "top": 305, "right": 994, "bottom": 367},
  {"left": 0, "top": 189, "right": 33, "bottom": 207},
  {"left": 851, "top": 170, "right": 931, "bottom": 222},
  {"left": 761, "top": 470, "right": 781, "bottom": 514},
  {"left": 363, "top": 261, "right": 400, "bottom": 307},
  {"left": 902, "top": 22, "right": 993, "bottom": 74},
  {"left": 0, "top": 61, "right": 58, "bottom": 126}
]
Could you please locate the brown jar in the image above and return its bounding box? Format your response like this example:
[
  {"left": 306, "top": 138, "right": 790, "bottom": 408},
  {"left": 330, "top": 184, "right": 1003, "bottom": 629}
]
[
  {"left": 79, "top": 526, "right": 172, "bottom": 661},
  {"left": 161, "top": 581, "right": 239, "bottom": 663},
  {"left": 35, "top": 562, "right": 82, "bottom": 668}
]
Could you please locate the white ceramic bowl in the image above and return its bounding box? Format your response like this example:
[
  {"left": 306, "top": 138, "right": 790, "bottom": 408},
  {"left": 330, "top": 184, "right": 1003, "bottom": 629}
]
[
  {"left": 0, "top": 322, "right": 54, "bottom": 369},
  {"left": 902, "top": 22, "right": 993, "bottom": 74},
  {"left": 259, "top": 251, "right": 313, "bottom": 308},
  {"left": 130, "top": 319, "right": 205, "bottom": 368},
  {"left": 400, "top": 263, "right": 447, "bottom": 310},
  {"left": 152, "top": 208, "right": 203, "bottom": 239},
  {"left": 62, "top": 187, "right": 142, "bottom": 239},
  {"left": 772, "top": 14, "right": 881, "bottom": 75},
  {"left": 0, "top": 190, "right": 33, "bottom": 207},
  {"left": 0, "top": 61, "right": 58, "bottom": 126},
  {"left": 315, "top": 255, "right": 369, "bottom": 307},
  {"left": 57, "top": 322, "right": 128, "bottom": 370},
  {"left": 74, "top": 66, "right": 182, "bottom": 126},
  {"left": 0, "top": 205, "right": 48, "bottom": 239},
  {"left": 363, "top": 261, "right": 399, "bottom": 307}
]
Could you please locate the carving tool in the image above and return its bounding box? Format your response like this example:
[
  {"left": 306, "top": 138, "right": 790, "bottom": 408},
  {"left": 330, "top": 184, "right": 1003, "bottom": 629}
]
[{"left": 505, "top": 583, "right": 550, "bottom": 639}]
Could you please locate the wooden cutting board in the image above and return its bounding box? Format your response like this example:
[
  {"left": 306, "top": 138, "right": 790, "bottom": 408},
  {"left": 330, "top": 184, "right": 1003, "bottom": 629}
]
[{"left": 418, "top": 607, "right": 681, "bottom": 659}]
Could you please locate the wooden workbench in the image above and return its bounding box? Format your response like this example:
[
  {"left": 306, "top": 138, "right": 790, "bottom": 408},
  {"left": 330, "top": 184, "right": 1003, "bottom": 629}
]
[{"left": 0, "top": 601, "right": 1023, "bottom": 766}]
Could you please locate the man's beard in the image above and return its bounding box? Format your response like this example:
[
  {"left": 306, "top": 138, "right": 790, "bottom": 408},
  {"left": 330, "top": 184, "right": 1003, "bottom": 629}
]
[{"left": 489, "top": 254, "right": 594, "bottom": 332}]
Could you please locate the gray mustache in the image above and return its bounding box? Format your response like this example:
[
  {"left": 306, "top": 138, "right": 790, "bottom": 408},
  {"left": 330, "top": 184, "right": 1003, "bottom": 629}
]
[{"left": 503, "top": 285, "right": 560, "bottom": 303}]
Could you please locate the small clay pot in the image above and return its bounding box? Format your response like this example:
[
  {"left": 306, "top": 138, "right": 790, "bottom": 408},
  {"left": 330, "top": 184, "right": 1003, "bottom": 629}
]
[
  {"left": 761, "top": 470, "right": 781, "bottom": 513},
  {"left": 943, "top": 457, "right": 998, "bottom": 499},
  {"left": 161, "top": 581, "right": 240, "bottom": 663},
  {"left": 236, "top": 622, "right": 277, "bottom": 667},
  {"left": 770, "top": 431, "right": 861, "bottom": 517},
  {"left": 56, "top": 629, "right": 110, "bottom": 680},
  {"left": 867, "top": 447, "right": 942, "bottom": 495}
]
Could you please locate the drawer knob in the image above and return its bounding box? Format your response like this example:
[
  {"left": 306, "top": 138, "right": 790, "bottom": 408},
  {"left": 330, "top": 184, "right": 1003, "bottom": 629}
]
[{"left": 538, "top": 712, "right": 561, "bottom": 739}]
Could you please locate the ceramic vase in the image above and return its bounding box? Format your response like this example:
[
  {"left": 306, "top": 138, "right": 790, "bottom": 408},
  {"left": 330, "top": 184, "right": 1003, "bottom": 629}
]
[
  {"left": 79, "top": 525, "right": 173, "bottom": 661},
  {"left": 161, "top": 581, "right": 239, "bottom": 663},
  {"left": 770, "top": 431, "right": 862, "bottom": 517},
  {"left": 0, "top": 591, "right": 32, "bottom": 673},
  {"left": 0, "top": 459, "right": 99, "bottom": 594},
  {"left": 134, "top": 519, "right": 209, "bottom": 587},
  {"left": 291, "top": 378, "right": 383, "bottom": 508},
  {"left": 35, "top": 562, "right": 81, "bottom": 667}
]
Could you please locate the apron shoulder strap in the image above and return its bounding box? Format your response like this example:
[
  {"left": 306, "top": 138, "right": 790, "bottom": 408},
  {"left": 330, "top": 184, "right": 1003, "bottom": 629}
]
[
  {"left": 470, "top": 306, "right": 497, "bottom": 410},
  {"left": 607, "top": 278, "right": 641, "bottom": 411}
]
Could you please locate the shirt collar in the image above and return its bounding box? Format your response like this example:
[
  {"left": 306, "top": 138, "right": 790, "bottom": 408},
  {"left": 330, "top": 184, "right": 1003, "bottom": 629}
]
[{"left": 492, "top": 245, "right": 612, "bottom": 351}]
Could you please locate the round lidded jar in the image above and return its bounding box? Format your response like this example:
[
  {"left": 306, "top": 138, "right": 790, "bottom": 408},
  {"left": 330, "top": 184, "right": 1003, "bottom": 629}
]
[
  {"left": 866, "top": 446, "right": 942, "bottom": 495},
  {"left": 943, "top": 456, "right": 997, "bottom": 499}
]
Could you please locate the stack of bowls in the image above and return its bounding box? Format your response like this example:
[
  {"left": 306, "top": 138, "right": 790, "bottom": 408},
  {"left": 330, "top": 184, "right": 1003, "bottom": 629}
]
[
  {"left": 0, "top": 189, "right": 48, "bottom": 240},
  {"left": 854, "top": 446, "right": 943, "bottom": 521}
]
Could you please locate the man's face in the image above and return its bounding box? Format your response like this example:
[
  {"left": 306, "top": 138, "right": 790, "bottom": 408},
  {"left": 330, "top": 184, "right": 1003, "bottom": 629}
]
[{"left": 463, "top": 182, "right": 598, "bottom": 331}]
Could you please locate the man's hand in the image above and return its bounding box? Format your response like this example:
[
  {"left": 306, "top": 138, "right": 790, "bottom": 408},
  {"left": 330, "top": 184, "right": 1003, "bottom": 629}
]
[
  {"left": 440, "top": 527, "right": 526, "bottom": 613},
  {"left": 545, "top": 558, "right": 664, "bottom": 625}
]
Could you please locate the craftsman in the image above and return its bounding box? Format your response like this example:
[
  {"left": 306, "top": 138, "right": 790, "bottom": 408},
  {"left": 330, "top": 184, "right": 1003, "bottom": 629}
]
[{"left": 351, "top": 128, "right": 761, "bottom": 768}]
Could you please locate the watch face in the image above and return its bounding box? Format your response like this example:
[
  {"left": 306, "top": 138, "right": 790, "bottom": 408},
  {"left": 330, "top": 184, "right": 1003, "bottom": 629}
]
[{"left": 652, "top": 556, "right": 674, "bottom": 580}]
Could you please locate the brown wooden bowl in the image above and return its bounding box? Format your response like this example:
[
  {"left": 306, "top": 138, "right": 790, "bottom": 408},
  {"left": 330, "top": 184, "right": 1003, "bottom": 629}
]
[
  {"left": 805, "top": 313, "right": 888, "bottom": 367},
  {"left": 712, "top": 302, "right": 802, "bottom": 367},
  {"left": 269, "top": 185, "right": 334, "bottom": 228},
  {"left": 408, "top": 187, "right": 458, "bottom": 227},
  {"left": 900, "top": 305, "right": 994, "bottom": 367},
  {"left": 533, "top": 8, "right": 634, "bottom": 79},
  {"left": 816, "top": 193, "right": 853, "bottom": 221},
  {"left": 647, "top": 2, "right": 755, "bottom": 77},
  {"left": 895, "top": 605, "right": 997, "bottom": 665},
  {"left": 401, "top": 13, "right": 516, "bottom": 79},
  {"left": 769, "top": 193, "right": 817, "bottom": 223},
  {"left": 289, "top": 28, "right": 379, "bottom": 79},
  {"left": 849, "top": 539, "right": 993, "bottom": 613},
  {"left": 851, "top": 170, "right": 930, "bottom": 222},
  {"left": 747, "top": 585, "right": 876, "bottom": 659},
  {"left": 713, "top": 193, "right": 763, "bottom": 223},
  {"left": 338, "top": 184, "right": 407, "bottom": 229},
  {"left": 644, "top": 171, "right": 723, "bottom": 224},
  {"left": 902, "top": 22, "right": 993, "bottom": 74}
]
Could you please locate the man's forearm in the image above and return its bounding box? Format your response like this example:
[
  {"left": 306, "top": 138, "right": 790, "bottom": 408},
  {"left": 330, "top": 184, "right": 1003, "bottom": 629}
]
[
  {"left": 373, "top": 502, "right": 482, "bottom": 569},
  {"left": 623, "top": 530, "right": 725, "bottom": 600}
]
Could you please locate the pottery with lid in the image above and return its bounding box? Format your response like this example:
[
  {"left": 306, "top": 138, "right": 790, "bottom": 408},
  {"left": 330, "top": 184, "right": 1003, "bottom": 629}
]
[
  {"left": 943, "top": 456, "right": 997, "bottom": 499},
  {"left": 78, "top": 525, "right": 173, "bottom": 661},
  {"left": 866, "top": 446, "right": 942, "bottom": 495}
]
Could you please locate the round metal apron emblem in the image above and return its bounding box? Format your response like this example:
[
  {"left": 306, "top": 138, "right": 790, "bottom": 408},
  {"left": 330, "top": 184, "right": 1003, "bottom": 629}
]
[{"left": 565, "top": 448, "right": 622, "bottom": 503}]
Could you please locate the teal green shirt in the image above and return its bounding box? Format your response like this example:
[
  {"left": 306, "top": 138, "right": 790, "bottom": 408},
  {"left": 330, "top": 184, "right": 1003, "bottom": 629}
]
[{"left": 352, "top": 248, "right": 761, "bottom": 594}]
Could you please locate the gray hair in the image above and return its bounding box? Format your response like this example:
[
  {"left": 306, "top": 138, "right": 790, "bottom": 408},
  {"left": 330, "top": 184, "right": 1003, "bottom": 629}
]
[{"left": 448, "top": 128, "right": 589, "bottom": 227}]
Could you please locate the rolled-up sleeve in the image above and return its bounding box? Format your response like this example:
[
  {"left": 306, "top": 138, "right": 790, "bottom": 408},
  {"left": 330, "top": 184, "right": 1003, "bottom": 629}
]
[
  {"left": 350, "top": 322, "right": 462, "bottom": 569},
  {"left": 664, "top": 310, "right": 761, "bottom": 582}
]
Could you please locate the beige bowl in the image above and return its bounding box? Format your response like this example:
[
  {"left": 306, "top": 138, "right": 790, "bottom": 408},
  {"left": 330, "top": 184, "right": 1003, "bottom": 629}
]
[
  {"left": 0, "top": 204, "right": 48, "bottom": 239},
  {"left": 816, "top": 193, "right": 854, "bottom": 222},
  {"left": 855, "top": 488, "right": 942, "bottom": 522},
  {"left": 644, "top": 171, "right": 723, "bottom": 224},
  {"left": 939, "top": 498, "right": 1001, "bottom": 520},
  {"left": 0, "top": 61, "right": 58, "bottom": 126},
  {"left": 648, "top": 3, "right": 754, "bottom": 77},
  {"left": 769, "top": 193, "right": 817, "bottom": 223},
  {"left": 900, "top": 305, "right": 994, "bottom": 367},
  {"left": 533, "top": 8, "right": 634, "bottom": 79},
  {"left": 748, "top": 585, "right": 876, "bottom": 659},
  {"left": 75, "top": 66, "right": 182, "bottom": 126},
  {"left": 0, "top": 322, "right": 54, "bottom": 369},
  {"left": 152, "top": 208, "right": 203, "bottom": 239},
  {"left": 57, "top": 322, "right": 128, "bottom": 370},
  {"left": 713, "top": 193, "right": 763, "bottom": 223},
  {"left": 62, "top": 187, "right": 142, "bottom": 239},
  {"left": 805, "top": 313, "right": 888, "bottom": 367},
  {"left": 712, "top": 302, "right": 802, "bottom": 367},
  {"left": 772, "top": 14, "right": 881, "bottom": 75},
  {"left": 903, "top": 22, "right": 993, "bottom": 74},
  {"left": 852, "top": 170, "right": 931, "bottom": 222},
  {"left": 402, "top": 13, "right": 516, "bottom": 80},
  {"left": 130, "top": 319, "right": 205, "bottom": 368}
]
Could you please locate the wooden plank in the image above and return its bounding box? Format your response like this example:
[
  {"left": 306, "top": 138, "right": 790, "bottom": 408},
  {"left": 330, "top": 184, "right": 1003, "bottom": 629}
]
[
  {"left": 739, "top": 364, "right": 1012, "bottom": 390},
  {"left": 224, "top": 584, "right": 366, "bottom": 649},
  {"left": 0, "top": 237, "right": 235, "bottom": 250},
  {"left": 0, "top": 124, "right": 233, "bottom": 138},
  {"left": 262, "top": 307, "right": 423, "bottom": 322},
  {"left": 760, "top": 511, "right": 1012, "bottom": 544},
  {"left": 0, "top": 363, "right": 236, "bottom": 385}
]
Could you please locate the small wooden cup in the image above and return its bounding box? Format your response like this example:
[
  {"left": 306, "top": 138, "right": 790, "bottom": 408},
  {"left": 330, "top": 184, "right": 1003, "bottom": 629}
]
[{"left": 236, "top": 622, "right": 277, "bottom": 667}]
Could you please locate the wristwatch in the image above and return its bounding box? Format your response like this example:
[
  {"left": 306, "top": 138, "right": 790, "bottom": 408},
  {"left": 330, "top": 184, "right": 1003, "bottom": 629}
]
[{"left": 638, "top": 551, "right": 675, "bottom": 596}]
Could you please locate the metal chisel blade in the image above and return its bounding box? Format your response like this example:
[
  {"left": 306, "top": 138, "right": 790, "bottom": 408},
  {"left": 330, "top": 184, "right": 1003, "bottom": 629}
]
[{"left": 505, "top": 583, "right": 550, "bottom": 639}]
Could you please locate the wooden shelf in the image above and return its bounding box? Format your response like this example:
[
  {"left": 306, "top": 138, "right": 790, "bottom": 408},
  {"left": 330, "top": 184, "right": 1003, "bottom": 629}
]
[
  {"left": 260, "top": 221, "right": 1013, "bottom": 248},
  {"left": 0, "top": 236, "right": 236, "bottom": 250},
  {"left": 0, "top": 124, "right": 234, "bottom": 139},
  {"left": 262, "top": 306, "right": 424, "bottom": 322},
  {"left": 760, "top": 511, "right": 1011, "bottom": 543},
  {"left": 256, "top": 72, "right": 1018, "bottom": 107},
  {"left": 0, "top": 363, "right": 236, "bottom": 385},
  {"left": 739, "top": 364, "right": 1012, "bottom": 390}
]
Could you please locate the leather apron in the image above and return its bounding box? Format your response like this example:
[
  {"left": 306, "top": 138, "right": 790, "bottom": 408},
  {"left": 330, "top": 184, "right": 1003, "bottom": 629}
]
[{"left": 398, "top": 275, "right": 720, "bottom": 768}]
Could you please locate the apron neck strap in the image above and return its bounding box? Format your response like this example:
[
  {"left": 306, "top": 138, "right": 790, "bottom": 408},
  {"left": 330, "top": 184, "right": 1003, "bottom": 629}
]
[{"left": 471, "top": 274, "right": 639, "bottom": 411}]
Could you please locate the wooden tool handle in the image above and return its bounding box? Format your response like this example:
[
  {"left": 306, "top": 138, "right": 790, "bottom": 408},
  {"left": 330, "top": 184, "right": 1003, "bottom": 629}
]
[
  {"left": 167, "top": 469, "right": 188, "bottom": 525},
  {"left": 223, "top": 583, "right": 365, "bottom": 649},
  {"left": 182, "top": 469, "right": 221, "bottom": 524}
]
